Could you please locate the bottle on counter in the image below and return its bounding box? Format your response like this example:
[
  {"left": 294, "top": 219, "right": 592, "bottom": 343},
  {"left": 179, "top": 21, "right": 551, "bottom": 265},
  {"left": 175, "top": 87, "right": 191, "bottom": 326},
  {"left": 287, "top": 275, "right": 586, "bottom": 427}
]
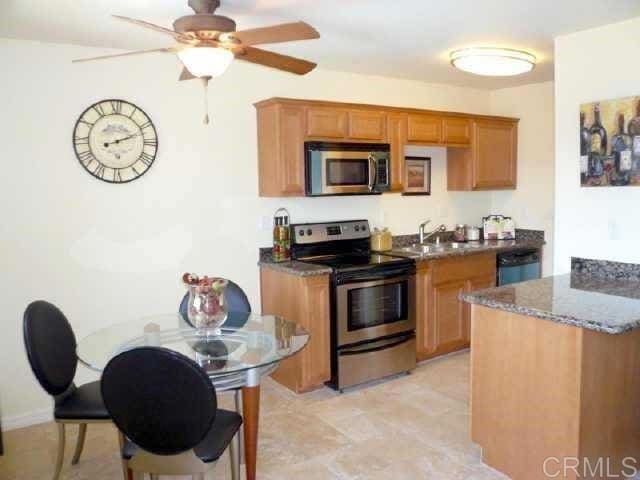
[
  {"left": 580, "top": 111, "right": 590, "bottom": 182},
  {"left": 628, "top": 100, "right": 640, "bottom": 171},
  {"left": 272, "top": 208, "right": 291, "bottom": 262}
]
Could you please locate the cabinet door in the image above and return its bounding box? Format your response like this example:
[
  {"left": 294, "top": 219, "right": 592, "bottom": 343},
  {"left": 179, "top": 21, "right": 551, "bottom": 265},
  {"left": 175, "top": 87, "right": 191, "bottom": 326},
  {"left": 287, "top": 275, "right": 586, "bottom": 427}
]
[
  {"left": 299, "top": 275, "right": 332, "bottom": 389},
  {"left": 442, "top": 117, "right": 471, "bottom": 145},
  {"left": 432, "top": 279, "right": 468, "bottom": 354},
  {"left": 306, "top": 107, "right": 348, "bottom": 138},
  {"left": 407, "top": 114, "right": 442, "bottom": 143},
  {"left": 349, "top": 110, "right": 386, "bottom": 140},
  {"left": 387, "top": 112, "right": 408, "bottom": 192},
  {"left": 464, "top": 274, "right": 496, "bottom": 342},
  {"left": 473, "top": 120, "right": 517, "bottom": 189},
  {"left": 279, "top": 105, "right": 306, "bottom": 195},
  {"left": 415, "top": 264, "right": 432, "bottom": 360}
]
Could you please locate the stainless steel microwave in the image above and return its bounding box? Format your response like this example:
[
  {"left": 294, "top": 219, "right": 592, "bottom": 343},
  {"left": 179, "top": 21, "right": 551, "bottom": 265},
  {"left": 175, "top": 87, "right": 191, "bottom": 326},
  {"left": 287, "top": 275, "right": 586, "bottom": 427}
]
[{"left": 305, "top": 142, "right": 390, "bottom": 196}]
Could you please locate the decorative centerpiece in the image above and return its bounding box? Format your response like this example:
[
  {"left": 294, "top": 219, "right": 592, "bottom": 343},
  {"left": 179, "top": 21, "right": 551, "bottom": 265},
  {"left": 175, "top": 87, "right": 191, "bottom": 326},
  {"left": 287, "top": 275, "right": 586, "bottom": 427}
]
[{"left": 182, "top": 273, "right": 228, "bottom": 330}]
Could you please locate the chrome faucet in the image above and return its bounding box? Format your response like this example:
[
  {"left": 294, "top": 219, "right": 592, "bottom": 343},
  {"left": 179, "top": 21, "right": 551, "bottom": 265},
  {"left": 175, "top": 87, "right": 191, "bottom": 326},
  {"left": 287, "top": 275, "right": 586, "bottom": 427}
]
[
  {"left": 418, "top": 220, "right": 431, "bottom": 244},
  {"left": 419, "top": 221, "right": 447, "bottom": 244}
]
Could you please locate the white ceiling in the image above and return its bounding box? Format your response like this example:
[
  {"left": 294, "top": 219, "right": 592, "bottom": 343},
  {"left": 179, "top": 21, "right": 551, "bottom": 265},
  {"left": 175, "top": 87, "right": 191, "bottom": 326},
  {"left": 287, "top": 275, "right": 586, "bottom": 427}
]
[{"left": 3, "top": 0, "right": 640, "bottom": 89}]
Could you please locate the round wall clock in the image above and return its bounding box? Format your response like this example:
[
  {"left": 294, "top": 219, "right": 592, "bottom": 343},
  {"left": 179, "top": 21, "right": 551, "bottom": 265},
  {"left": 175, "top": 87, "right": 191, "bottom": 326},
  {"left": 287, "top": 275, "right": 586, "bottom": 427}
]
[{"left": 72, "top": 99, "right": 158, "bottom": 183}]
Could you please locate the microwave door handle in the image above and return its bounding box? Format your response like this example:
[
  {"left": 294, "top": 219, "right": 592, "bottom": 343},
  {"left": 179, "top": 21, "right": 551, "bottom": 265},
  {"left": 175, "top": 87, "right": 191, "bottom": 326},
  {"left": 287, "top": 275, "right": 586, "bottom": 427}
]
[{"left": 368, "top": 154, "right": 377, "bottom": 191}]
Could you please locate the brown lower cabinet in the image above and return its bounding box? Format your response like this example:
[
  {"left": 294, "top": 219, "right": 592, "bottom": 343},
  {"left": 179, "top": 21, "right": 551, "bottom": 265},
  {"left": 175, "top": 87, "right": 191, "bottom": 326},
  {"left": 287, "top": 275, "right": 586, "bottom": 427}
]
[
  {"left": 260, "top": 268, "right": 331, "bottom": 393},
  {"left": 416, "top": 253, "right": 496, "bottom": 361},
  {"left": 260, "top": 252, "right": 496, "bottom": 392}
]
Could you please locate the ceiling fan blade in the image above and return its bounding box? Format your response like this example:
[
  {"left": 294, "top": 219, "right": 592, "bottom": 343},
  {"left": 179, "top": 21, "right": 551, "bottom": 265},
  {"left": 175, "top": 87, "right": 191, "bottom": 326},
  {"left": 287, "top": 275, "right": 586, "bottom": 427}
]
[
  {"left": 72, "top": 47, "right": 178, "bottom": 63},
  {"left": 179, "top": 67, "right": 197, "bottom": 81},
  {"left": 236, "top": 47, "right": 316, "bottom": 75},
  {"left": 227, "top": 21, "right": 319, "bottom": 46},
  {"left": 113, "top": 15, "right": 195, "bottom": 43}
]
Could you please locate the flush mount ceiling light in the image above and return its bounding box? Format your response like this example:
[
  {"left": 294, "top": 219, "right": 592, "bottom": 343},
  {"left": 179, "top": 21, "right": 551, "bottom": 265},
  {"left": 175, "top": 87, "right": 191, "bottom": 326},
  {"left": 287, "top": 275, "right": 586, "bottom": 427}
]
[{"left": 450, "top": 47, "right": 536, "bottom": 76}]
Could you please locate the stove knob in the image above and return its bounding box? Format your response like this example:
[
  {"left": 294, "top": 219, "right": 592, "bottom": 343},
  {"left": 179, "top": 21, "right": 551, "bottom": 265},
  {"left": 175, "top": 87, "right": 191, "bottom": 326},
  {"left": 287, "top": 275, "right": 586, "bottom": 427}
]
[
  {"left": 299, "top": 229, "right": 305, "bottom": 236},
  {"left": 354, "top": 225, "right": 360, "bottom": 232},
  {"left": 306, "top": 229, "right": 313, "bottom": 236},
  {"left": 360, "top": 224, "right": 367, "bottom": 231}
]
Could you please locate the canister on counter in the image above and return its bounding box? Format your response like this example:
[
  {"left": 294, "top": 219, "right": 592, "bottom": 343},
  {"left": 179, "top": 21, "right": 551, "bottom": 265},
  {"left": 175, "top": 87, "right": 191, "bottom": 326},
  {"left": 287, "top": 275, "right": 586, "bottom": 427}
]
[{"left": 272, "top": 208, "right": 291, "bottom": 262}]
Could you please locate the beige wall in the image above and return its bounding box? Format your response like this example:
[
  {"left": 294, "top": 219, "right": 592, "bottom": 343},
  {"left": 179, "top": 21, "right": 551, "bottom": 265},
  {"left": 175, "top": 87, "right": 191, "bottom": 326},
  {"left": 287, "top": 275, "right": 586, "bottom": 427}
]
[
  {"left": 554, "top": 17, "right": 640, "bottom": 273},
  {"left": 489, "top": 82, "right": 556, "bottom": 275},
  {"left": 0, "top": 38, "right": 495, "bottom": 426}
]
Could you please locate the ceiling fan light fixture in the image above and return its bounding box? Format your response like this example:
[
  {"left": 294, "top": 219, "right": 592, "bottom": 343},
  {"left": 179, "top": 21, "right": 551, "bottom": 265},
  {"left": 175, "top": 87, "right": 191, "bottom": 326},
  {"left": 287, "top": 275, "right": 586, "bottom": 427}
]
[
  {"left": 178, "top": 46, "right": 234, "bottom": 78},
  {"left": 450, "top": 47, "right": 536, "bottom": 76}
]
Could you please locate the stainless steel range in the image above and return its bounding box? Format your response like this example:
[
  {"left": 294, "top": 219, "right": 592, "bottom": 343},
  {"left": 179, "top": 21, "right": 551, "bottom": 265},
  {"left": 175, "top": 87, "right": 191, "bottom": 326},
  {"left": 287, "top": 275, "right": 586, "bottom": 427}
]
[{"left": 291, "top": 219, "right": 416, "bottom": 391}]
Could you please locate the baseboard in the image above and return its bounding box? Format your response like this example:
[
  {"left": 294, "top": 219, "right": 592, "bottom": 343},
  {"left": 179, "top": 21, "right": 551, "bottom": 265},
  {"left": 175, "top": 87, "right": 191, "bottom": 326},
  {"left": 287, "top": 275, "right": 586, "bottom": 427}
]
[{"left": 2, "top": 408, "right": 52, "bottom": 431}]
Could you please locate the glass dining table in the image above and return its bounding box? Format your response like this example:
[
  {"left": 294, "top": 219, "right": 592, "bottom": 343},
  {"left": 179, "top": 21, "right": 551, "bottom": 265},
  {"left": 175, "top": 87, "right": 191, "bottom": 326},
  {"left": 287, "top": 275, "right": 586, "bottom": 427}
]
[{"left": 76, "top": 311, "right": 310, "bottom": 480}]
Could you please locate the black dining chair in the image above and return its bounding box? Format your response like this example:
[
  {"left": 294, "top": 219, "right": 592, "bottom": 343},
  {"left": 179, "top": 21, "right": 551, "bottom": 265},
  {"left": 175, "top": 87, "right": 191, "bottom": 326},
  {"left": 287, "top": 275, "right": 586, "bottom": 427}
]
[
  {"left": 23, "top": 300, "right": 110, "bottom": 480},
  {"left": 101, "top": 347, "right": 242, "bottom": 480}
]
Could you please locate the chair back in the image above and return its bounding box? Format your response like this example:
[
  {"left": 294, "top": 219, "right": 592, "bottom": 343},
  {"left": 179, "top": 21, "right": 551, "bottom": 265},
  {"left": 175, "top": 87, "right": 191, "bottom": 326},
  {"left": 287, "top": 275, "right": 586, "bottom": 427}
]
[
  {"left": 179, "top": 279, "right": 251, "bottom": 325},
  {"left": 101, "top": 347, "right": 217, "bottom": 456},
  {"left": 23, "top": 301, "right": 78, "bottom": 397}
]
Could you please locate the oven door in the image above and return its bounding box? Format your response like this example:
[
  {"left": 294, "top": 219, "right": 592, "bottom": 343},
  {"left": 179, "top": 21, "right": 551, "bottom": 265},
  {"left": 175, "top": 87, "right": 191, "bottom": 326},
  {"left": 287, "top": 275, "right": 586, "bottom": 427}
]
[{"left": 336, "top": 273, "right": 416, "bottom": 347}]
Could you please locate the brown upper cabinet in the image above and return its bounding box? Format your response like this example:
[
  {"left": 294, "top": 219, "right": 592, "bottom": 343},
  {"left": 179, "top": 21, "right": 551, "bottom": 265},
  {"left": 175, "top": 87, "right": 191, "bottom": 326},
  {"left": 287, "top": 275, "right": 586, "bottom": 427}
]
[
  {"left": 407, "top": 114, "right": 442, "bottom": 144},
  {"left": 254, "top": 98, "right": 518, "bottom": 197},
  {"left": 442, "top": 117, "right": 471, "bottom": 146},
  {"left": 349, "top": 110, "right": 387, "bottom": 140},
  {"left": 306, "top": 107, "right": 348, "bottom": 139},
  {"left": 448, "top": 119, "right": 518, "bottom": 191}
]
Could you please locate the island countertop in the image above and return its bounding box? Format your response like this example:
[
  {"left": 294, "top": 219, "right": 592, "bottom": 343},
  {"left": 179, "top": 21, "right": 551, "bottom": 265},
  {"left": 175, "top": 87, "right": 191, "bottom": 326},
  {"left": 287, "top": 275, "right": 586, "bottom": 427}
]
[{"left": 461, "top": 272, "right": 640, "bottom": 334}]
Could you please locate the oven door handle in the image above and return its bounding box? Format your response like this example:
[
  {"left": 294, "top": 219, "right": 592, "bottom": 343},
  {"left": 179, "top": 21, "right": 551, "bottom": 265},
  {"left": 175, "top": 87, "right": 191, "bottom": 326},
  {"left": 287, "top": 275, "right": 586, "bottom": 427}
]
[
  {"left": 340, "top": 335, "right": 413, "bottom": 356},
  {"left": 336, "top": 269, "right": 414, "bottom": 285}
]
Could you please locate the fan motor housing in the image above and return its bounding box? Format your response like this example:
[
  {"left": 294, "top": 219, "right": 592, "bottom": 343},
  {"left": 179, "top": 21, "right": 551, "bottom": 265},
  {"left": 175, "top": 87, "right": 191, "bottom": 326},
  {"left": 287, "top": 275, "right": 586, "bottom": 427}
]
[{"left": 173, "top": 14, "right": 236, "bottom": 34}]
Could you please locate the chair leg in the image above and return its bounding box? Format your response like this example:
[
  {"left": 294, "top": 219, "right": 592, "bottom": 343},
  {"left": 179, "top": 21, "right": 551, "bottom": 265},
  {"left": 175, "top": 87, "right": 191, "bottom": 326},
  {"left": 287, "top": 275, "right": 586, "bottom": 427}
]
[
  {"left": 234, "top": 390, "right": 244, "bottom": 465},
  {"left": 71, "top": 423, "right": 87, "bottom": 465},
  {"left": 149, "top": 475, "right": 159, "bottom": 480},
  {"left": 52, "top": 423, "right": 65, "bottom": 480},
  {"left": 229, "top": 432, "right": 240, "bottom": 480}
]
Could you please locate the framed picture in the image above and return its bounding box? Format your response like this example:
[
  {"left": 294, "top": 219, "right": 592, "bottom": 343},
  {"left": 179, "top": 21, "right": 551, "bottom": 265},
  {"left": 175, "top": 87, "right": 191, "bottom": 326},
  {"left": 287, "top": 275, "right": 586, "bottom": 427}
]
[
  {"left": 403, "top": 156, "right": 431, "bottom": 195},
  {"left": 580, "top": 95, "right": 640, "bottom": 187}
]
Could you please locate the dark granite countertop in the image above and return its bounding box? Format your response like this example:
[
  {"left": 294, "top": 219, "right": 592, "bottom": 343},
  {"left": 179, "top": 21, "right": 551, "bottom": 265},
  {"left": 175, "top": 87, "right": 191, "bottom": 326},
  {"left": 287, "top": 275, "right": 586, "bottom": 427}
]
[
  {"left": 461, "top": 273, "right": 640, "bottom": 334},
  {"left": 258, "top": 237, "right": 543, "bottom": 277},
  {"left": 389, "top": 239, "right": 543, "bottom": 263}
]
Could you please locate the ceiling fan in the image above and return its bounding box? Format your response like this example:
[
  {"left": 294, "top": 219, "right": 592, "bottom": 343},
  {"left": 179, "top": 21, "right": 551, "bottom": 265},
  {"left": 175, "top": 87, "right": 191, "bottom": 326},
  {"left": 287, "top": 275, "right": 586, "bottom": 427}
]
[{"left": 73, "top": 0, "right": 320, "bottom": 123}]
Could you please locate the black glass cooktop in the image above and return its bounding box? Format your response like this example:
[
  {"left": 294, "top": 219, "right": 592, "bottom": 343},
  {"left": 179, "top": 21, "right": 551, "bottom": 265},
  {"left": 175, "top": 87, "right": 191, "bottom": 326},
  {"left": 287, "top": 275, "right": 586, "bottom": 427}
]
[{"left": 300, "top": 253, "right": 412, "bottom": 271}]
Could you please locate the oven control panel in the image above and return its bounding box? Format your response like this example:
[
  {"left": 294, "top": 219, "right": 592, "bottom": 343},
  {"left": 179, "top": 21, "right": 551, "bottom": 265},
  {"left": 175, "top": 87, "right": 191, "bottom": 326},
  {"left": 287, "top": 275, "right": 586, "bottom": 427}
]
[{"left": 291, "top": 220, "right": 370, "bottom": 245}]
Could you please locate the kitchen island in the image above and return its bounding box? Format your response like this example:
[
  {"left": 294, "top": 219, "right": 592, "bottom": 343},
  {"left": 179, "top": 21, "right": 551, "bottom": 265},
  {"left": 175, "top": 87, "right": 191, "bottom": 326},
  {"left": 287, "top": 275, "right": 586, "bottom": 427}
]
[{"left": 461, "top": 258, "right": 640, "bottom": 480}]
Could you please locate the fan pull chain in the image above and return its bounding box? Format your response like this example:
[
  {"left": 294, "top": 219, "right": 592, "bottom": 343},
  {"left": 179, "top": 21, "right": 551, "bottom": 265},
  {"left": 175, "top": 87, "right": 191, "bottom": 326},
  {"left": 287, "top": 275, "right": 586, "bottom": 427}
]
[{"left": 201, "top": 76, "right": 210, "bottom": 125}]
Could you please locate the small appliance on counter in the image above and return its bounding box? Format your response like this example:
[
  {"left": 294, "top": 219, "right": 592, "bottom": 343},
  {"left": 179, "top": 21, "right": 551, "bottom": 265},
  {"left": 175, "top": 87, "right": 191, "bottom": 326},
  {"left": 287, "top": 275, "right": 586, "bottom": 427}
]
[
  {"left": 272, "top": 208, "right": 291, "bottom": 262},
  {"left": 454, "top": 224, "right": 466, "bottom": 242},
  {"left": 370, "top": 227, "right": 393, "bottom": 251},
  {"left": 482, "top": 215, "right": 515, "bottom": 240},
  {"left": 465, "top": 225, "right": 481, "bottom": 241},
  {"left": 305, "top": 142, "right": 390, "bottom": 196}
]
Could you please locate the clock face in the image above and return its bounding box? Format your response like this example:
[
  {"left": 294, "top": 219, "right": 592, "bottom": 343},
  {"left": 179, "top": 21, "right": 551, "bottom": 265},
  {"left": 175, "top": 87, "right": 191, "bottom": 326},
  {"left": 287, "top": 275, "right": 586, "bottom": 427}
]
[{"left": 73, "top": 99, "right": 158, "bottom": 183}]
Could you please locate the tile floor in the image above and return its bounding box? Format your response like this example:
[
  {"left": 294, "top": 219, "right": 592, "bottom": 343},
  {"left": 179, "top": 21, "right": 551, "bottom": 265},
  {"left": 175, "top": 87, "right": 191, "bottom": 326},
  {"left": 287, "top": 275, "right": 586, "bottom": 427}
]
[{"left": 0, "top": 351, "right": 508, "bottom": 479}]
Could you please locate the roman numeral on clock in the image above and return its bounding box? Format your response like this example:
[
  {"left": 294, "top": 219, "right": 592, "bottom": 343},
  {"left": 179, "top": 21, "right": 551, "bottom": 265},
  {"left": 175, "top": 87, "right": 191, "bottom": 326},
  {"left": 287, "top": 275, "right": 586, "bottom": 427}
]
[
  {"left": 93, "top": 103, "right": 105, "bottom": 116},
  {"left": 93, "top": 164, "right": 106, "bottom": 178},
  {"left": 139, "top": 152, "right": 154, "bottom": 167},
  {"left": 74, "top": 136, "right": 89, "bottom": 145},
  {"left": 110, "top": 100, "right": 122, "bottom": 114},
  {"left": 143, "top": 138, "right": 157, "bottom": 147},
  {"left": 77, "top": 150, "right": 95, "bottom": 165}
]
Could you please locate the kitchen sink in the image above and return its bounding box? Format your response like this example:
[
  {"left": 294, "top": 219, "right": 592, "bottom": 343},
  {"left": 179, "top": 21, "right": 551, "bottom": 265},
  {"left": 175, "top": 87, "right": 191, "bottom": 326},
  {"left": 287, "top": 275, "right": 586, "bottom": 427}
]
[{"left": 393, "top": 241, "right": 483, "bottom": 258}]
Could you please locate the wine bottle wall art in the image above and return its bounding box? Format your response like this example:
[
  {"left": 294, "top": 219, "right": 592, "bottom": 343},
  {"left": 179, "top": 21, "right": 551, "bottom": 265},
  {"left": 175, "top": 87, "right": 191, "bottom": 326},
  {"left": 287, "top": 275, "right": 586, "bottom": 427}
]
[{"left": 580, "top": 96, "right": 640, "bottom": 187}]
